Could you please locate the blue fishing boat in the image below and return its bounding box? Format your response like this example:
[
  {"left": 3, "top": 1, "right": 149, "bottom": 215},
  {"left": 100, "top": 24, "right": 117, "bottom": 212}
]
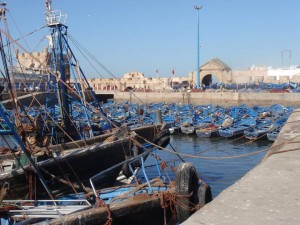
[
  {"left": 195, "top": 123, "right": 220, "bottom": 138},
  {"left": 244, "top": 117, "right": 273, "bottom": 140},
  {"left": 194, "top": 105, "right": 224, "bottom": 138},
  {"left": 267, "top": 116, "right": 289, "bottom": 142},
  {"left": 180, "top": 124, "right": 195, "bottom": 135},
  {"left": 1, "top": 139, "right": 212, "bottom": 224},
  {"left": 218, "top": 116, "right": 256, "bottom": 138},
  {"left": 0, "top": 1, "right": 168, "bottom": 200},
  {"left": 258, "top": 82, "right": 290, "bottom": 90},
  {"left": 180, "top": 120, "right": 195, "bottom": 135}
]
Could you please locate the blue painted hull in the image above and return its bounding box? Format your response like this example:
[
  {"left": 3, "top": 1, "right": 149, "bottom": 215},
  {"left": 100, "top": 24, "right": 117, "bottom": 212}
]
[
  {"left": 195, "top": 124, "right": 220, "bottom": 138},
  {"left": 267, "top": 131, "right": 279, "bottom": 142},
  {"left": 244, "top": 128, "right": 269, "bottom": 140},
  {"left": 180, "top": 126, "right": 195, "bottom": 135},
  {"left": 218, "top": 126, "right": 249, "bottom": 138}
]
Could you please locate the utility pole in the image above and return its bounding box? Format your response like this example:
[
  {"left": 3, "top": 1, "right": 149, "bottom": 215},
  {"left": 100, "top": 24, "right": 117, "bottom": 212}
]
[{"left": 194, "top": 5, "right": 202, "bottom": 89}]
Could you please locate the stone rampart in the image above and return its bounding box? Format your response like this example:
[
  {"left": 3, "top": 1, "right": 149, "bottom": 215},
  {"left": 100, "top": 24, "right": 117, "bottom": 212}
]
[{"left": 97, "top": 91, "right": 300, "bottom": 107}]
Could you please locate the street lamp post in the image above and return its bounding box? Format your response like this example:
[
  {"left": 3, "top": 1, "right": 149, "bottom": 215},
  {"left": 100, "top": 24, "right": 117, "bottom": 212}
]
[{"left": 194, "top": 5, "right": 202, "bottom": 89}]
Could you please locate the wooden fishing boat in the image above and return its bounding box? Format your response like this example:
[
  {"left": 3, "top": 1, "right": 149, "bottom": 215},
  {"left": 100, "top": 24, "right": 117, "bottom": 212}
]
[
  {"left": 195, "top": 123, "right": 220, "bottom": 138},
  {"left": 1, "top": 161, "right": 212, "bottom": 225},
  {"left": 180, "top": 121, "right": 195, "bottom": 135},
  {"left": 169, "top": 126, "right": 181, "bottom": 134},
  {"left": 244, "top": 127, "right": 269, "bottom": 140},
  {"left": 0, "top": 124, "right": 166, "bottom": 199},
  {"left": 243, "top": 118, "right": 273, "bottom": 140},
  {"left": 180, "top": 125, "right": 195, "bottom": 135},
  {"left": 267, "top": 130, "right": 279, "bottom": 142},
  {"left": 266, "top": 117, "right": 288, "bottom": 142},
  {"left": 0, "top": 1, "right": 170, "bottom": 200},
  {"left": 218, "top": 117, "right": 256, "bottom": 138}
]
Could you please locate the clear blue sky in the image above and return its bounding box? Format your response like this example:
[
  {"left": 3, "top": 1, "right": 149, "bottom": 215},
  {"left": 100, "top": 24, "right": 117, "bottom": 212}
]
[{"left": 5, "top": 0, "right": 300, "bottom": 78}]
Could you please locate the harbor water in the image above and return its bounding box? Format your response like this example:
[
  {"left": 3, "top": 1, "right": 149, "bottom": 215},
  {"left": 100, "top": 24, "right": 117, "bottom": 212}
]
[
  {"left": 0, "top": 133, "right": 272, "bottom": 198},
  {"left": 144, "top": 134, "right": 273, "bottom": 198}
]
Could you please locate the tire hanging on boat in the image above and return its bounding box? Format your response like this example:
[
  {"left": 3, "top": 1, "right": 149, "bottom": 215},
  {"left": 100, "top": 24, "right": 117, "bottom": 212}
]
[
  {"left": 153, "top": 129, "right": 170, "bottom": 144},
  {"left": 157, "top": 135, "right": 170, "bottom": 148},
  {"left": 121, "top": 145, "right": 143, "bottom": 178},
  {"left": 121, "top": 157, "right": 132, "bottom": 178},
  {"left": 197, "top": 181, "right": 212, "bottom": 206},
  {"left": 175, "top": 162, "right": 200, "bottom": 223},
  {"left": 153, "top": 128, "right": 170, "bottom": 149}
]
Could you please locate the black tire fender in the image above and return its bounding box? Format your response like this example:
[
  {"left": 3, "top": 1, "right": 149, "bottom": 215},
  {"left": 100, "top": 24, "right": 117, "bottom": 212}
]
[
  {"left": 157, "top": 136, "right": 170, "bottom": 149},
  {"left": 121, "top": 145, "right": 141, "bottom": 178},
  {"left": 153, "top": 129, "right": 170, "bottom": 145},
  {"left": 121, "top": 161, "right": 132, "bottom": 178},
  {"left": 175, "top": 162, "right": 199, "bottom": 224},
  {"left": 197, "top": 181, "right": 212, "bottom": 206}
]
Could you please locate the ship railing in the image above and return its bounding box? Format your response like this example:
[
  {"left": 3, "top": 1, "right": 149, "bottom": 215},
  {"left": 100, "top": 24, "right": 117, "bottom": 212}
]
[
  {"left": 89, "top": 143, "right": 163, "bottom": 198},
  {"left": 46, "top": 10, "right": 67, "bottom": 26},
  {"left": 2, "top": 199, "right": 91, "bottom": 219}
]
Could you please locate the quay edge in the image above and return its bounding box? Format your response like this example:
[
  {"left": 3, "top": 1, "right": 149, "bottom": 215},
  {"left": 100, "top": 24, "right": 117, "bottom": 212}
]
[{"left": 181, "top": 108, "right": 300, "bottom": 225}]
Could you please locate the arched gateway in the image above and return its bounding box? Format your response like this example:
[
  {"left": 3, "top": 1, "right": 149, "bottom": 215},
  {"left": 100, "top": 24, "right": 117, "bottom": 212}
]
[{"left": 199, "top": 58, "right": 233, "bottom": 86}]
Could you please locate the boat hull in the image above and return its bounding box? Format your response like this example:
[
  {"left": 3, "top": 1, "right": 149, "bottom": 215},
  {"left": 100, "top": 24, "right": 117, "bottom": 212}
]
[
  {"left": 1, "top": 138, "right": 130, "bottom": 199},
  {"left": 244, "top": 129, "right": 269, "bottom": 140},
  {"left": 267, "top": 131, "right": 278, "bottom": 142},
  {"left": 195, "top": 124, "right": 220, "bottom": 138},
  {"left": 0, "top": 125, "right": 160, "bottom": 199},
  {"left": 169, "top": 126, "right": 181, "bottom": 134},
  {"left": 218, "top": 126, "right": 249, "bottom": 138},
  {"left": 180, "top": 126, "right": 195, "bottom": 135}
]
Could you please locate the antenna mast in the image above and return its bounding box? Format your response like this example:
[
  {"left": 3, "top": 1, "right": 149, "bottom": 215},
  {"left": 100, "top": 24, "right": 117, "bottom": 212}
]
[
  {"left": 45, "top": 0, "right": 52, "bottom": 23},
  {"left": 45, "top": 0, "right": 71, "bottom": 134},
  {"left": 45, "top": 0, "right": 52, "bottom": 12}
]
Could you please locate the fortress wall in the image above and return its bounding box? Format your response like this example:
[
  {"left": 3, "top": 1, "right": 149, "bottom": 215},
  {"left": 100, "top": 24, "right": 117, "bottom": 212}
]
[{"left": 109, "top": 91, "right": 300, "bottom": 107}]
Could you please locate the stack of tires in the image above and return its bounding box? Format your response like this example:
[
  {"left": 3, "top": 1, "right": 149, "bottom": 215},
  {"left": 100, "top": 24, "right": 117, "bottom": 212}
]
[{"left": 175, "top": 163, "right": 212, "bottom": 223}]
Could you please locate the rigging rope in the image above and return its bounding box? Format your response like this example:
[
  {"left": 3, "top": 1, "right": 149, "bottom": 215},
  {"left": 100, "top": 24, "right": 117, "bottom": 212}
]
[{"left": 67, "top": 33, "right": 147, "bottom": 106}]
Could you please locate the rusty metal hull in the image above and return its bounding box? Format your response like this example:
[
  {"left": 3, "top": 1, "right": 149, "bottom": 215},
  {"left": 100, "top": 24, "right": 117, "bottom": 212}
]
[
  {"left": 1, "top": 138, "right": 130, "bottom": 199},
  {"left": 50, "top": 190, "right": 177, "bottom": 225},
  {"left": 0, "top": 125, "right": 159, "bottom": 199}
]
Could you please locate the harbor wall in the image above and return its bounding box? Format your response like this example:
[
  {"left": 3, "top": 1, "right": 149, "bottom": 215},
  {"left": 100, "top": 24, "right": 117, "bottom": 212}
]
[
  {"left": 96, "top": 91, "right": 300, "bottom": 107},
  {"left": 3, "top": 91, "right": 300, "bottom": 107}
]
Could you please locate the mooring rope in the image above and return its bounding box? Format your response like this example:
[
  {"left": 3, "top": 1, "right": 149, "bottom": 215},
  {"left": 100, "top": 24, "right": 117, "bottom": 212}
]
[{"left": 136, "top": 134, "right": 269, "bottom": 160}]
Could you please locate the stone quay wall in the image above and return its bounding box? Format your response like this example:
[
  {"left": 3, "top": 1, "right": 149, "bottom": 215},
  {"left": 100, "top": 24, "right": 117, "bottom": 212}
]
[{"left": 96, "top": 91, "right": 300, "bottom": 107}]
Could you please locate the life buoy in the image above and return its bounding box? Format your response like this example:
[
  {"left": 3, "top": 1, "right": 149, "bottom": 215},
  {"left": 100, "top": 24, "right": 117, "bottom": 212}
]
[{"left": 175, "top": 162, "right": 199, "bottom": 223}]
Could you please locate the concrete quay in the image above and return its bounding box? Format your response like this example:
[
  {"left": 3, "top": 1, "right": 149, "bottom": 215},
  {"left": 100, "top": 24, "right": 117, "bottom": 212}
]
[{"left": 182, "top": 109, "right": 300, "bottom": 225}]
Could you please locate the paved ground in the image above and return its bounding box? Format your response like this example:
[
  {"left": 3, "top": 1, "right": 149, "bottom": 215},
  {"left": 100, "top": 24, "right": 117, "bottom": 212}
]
[{"left": 182, "top": 109, "right": 300, "bottom": 225}]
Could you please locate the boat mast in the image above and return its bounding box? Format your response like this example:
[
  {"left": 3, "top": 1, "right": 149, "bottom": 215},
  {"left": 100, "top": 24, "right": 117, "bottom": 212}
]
[
  {"left": 0, "top": 3, "right": 22, "bottom": 128},
  {"left": 0, "top": 1, "right": 55, "bottom": 200},
  {"left": 45, "top": 0, "right": 71, "bottom": 133}
]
